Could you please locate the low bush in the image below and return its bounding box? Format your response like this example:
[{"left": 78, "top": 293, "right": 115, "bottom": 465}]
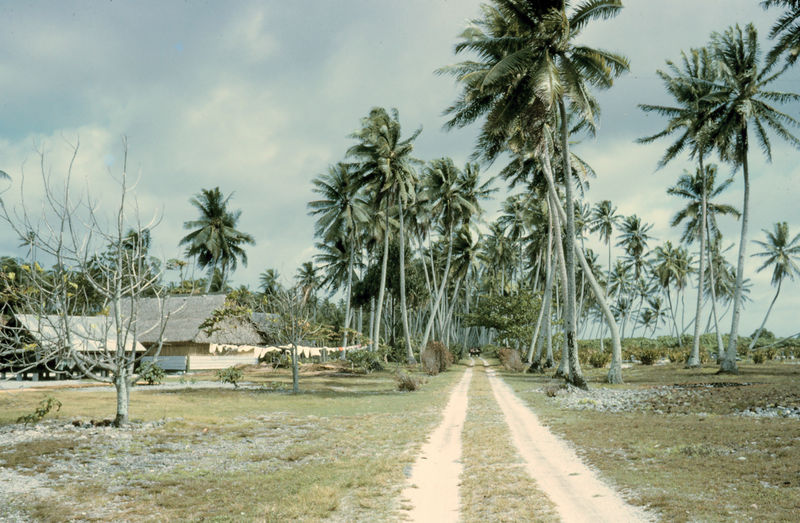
[
  {"left": 421, "top": 341, "right": 453, "bottom": 375},
  {"left": 346, "top": 350, "right": 384, "bottom": 374},
  {"left": 395, "top": 371, "right": 424, "bottom": 391},
  {"left": 497, "top": 347, "right": 527, "bottom": 372},
  {"left": 217, "top": 366, "right": 244, "bottom": 388},
  {"left": 752, "top": 351, "right": 766, "bottom": 364},
  {"left": 138, "top": 361, "right": 166, "bottom": 385},
  {"left": 588, "top": 350, "right": 611, "bottom": 369},
  {"left": 636, "top": 347, "right": 664, "bottom": 365}
]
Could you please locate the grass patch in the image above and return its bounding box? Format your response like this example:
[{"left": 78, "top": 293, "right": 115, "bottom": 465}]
[
  {"left": 500, "top": 361, "right": 800, "bottom": 522},
  {"left": 460, "top": 363, "right": 559, "bottom": 522},
  {"left": 1, "top": 363, "right": 468, "bottom": 522}
]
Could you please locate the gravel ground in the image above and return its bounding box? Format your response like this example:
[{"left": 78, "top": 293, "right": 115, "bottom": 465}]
[
  {"left": 537, "top": 383, "right": 800, "bottom": 419},
  {"left": 0, "top": 414, "right": 318, "bottom": 522}
]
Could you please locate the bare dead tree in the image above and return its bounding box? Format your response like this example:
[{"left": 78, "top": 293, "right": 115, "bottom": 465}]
[{"left": 0, "top": 137, "right": 169, "bottom": 426}]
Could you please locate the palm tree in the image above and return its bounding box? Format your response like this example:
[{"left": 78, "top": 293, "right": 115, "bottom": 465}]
[
  {"left": 419, "top": 159, "right": 491, "bottom": 354},
  {"left": 762, "top": 0, "right": 800, "bottom": 66},
  {"left": 259, "top": 268, "right": 281, "bottom": 296},
  {"left": 179, "top": 187, "right": 255, "bottom": 292},
  {"left": 296, "top": 261, "right": 319, "bottom": 306},
  {"left": 347, "top": 107, "right": 420, "bottom": 361},
  {"left": 704, "top": 24, "right": 800, "bottom": 372},
  {"left": 616, "top": 215, "right": 654, "bottom": 280},
  {"left": 639, "top": 45, "right": 718, "bottom": 366},
  {"left": 589, "top": 199, "right": 620, "bottom": 347},
  {"left": 309, "top": 162, "right": 369, "bottom": 351},
  {"left": 749, "top": 222, "right": 800, "bottom": 349},
  {"left": 440, "top": 0, "right": 628, "bottom": 389},
  {"left": 667, "top": 164, "right": 740, "bottom": 365}
]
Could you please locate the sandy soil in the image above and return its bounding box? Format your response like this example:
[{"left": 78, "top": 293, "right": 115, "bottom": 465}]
[
  {"left": 400, "top": 361, "right": 474, "bottom": 522},
  {"left": 482, "top": 359, "right": 653, "bottom": 523}
]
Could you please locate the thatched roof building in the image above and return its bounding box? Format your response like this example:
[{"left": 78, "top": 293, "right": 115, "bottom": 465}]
[{"left": 132, "top": 294, "right": 269, "bottom": 356}]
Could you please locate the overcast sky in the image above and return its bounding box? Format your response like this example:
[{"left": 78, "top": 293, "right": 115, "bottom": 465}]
[{"left": 1, "top": 1, "right": 798, "bottom": 336}]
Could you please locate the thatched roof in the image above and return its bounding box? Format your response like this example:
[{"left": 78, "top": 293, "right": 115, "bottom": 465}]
[
  {"left": 132, "top": 294, "right": 266, "bottom": 345},
  {"left": 14, "top": 314, "right": 146, "bottom": 353}
]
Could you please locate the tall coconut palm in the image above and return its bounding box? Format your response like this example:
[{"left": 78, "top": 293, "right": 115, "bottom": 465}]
[
  {"left": 419, "top": 159, "right": 491, "bottom": 353},
  {"left": 762, "top": 0, "right": 800, "bottom": 66},
  {"left": 704, "top": 24, "right": 800, "bottom": 372},
  {"left": 589, "top": 199, "right": 620, "bottom": 346},
  {"left": 309, "top": 162, "right": 369, "bottom": 350},
  {"left": 639, "top": 46, "right": 718, "bottom": 366},
  {"left": 179, "top": 187, "right": 255, "bottom": 292},
  {"left": 667, "top": 164, "right": 740, "bottom": 365},
  {"left": 440, "top": 0, "right": 628, "bottom": 388},
  {"left": 347, "top": 107, "right": 420, "bottom": 361},
  {"left": 749, "top": 222, "right": 800, "bottom": 349}
]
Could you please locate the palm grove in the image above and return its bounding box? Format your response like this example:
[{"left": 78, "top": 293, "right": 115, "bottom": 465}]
[{"left": 3, "top": 0, "right": 800, "bottom": 400}]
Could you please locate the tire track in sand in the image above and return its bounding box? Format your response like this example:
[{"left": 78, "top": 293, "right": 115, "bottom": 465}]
[
  {"left": 482, "top": 359, "right": 652, "bottom": 523},
  {"left": 401, "top": 361, "right": 473, "bottom": 522}
]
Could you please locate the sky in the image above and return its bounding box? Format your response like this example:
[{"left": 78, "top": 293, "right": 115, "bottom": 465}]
[{"left": 0, "top": 0, "right": 798, "bottom": 337}]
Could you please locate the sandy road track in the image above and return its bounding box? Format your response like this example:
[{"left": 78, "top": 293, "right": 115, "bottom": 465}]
[{"left": 482, "top": 359, "right": 651, "bottom": 523}]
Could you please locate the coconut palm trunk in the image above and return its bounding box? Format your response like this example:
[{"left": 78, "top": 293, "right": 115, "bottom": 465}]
[
  {"left": 372, "top": 210, "right": 391, "bottom": 352},
  {"left": 749, "top": 279, "right": 782, "bottom": 351},
  {"left": 529, "top": 206, "right": 555, "bottom": 367},
  {"left": 542, "top": 150, "right": 624, "bottom": 383},
  {"left": 558, "top": 101, "right": 586, "bottom": 388},
  {"left": 551, "top": 193, "right": 571, "bottom": 379},
  {"left": 722, "top": 129, "right": 749, "bottom": 373},
  {"left": 419, "top": 231, "right": 454, "bottom": 354},
  {"left": 397, "top": 192, "right": 415, "bottom": 363},
  {"left": 341, "top": 245, "right": 355, "bottom": 360}
]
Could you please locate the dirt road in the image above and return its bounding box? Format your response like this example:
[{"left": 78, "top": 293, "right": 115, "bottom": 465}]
[{"left": 482, "top": 359, "right": 651, "bottom": 523}]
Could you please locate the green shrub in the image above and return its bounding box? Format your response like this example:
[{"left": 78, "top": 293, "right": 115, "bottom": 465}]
[
  {"left": 752, "top": 351, "right": 766, "bottom": 364},
  {"left": 588, "top": 350, "right": 611, "bottom": 369},
  {"left": 17, "top": 396, "right": 62, "bottom": 425},
  {"left": 421, "top": 341, "right": 453, "bottom": 376},
  {"left": 636, "top": 347, "right": 663, "bottom": 365},
  {"left": 346, "top": 350, "right": 384, "bottom": 374},
  {"left": 138, "top": 361, "right": 166, "bottom": 385},
  {"left": 216, "top": 366, "right": 244, "bottom": 388}
]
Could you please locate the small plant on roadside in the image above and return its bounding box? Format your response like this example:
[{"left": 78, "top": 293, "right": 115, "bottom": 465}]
[
  {"left": 395, "top": 371, "right": 424, "bottom": 391},
  {"left": 138, "top": 361, "right": 165, "bottom": 385},
  {"left": 217, "top": 366, "right": 244, "bottom": 388},
  {"left": 752, "top": 351, "right": 766, "bottom": 364},
  {"left": 17, "top": 396, "right": 62, "bottom": 425}
]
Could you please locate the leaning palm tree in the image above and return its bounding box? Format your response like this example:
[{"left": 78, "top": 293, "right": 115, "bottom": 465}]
[
  {"left": 748, "top": 222, "right": 800, "bottom": 349},
  {"left": 179, "top": 187, "right": 255, "bottom": 292},
  {"left": 703, "top": 24, "right": 800, "bottom": 373},
  {"left": 762, "top": 0, "right": 800, "bottom": 66},
  {"left": 440, "top": 0, "right": 628, "bottom": 388},
  {"left": 347, "top": 107, "right": 420, "bottom": 362}
]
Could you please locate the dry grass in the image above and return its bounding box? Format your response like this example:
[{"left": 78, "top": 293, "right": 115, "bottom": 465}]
[
  {"left": 1, "top": 363, "right": 465, "bottom": 522},
  {"left": 460, "top": 363, "right": 559, "bottom": 522},
  {"left": 501, "top": 361, "right": 800, "bottom": 522}
]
